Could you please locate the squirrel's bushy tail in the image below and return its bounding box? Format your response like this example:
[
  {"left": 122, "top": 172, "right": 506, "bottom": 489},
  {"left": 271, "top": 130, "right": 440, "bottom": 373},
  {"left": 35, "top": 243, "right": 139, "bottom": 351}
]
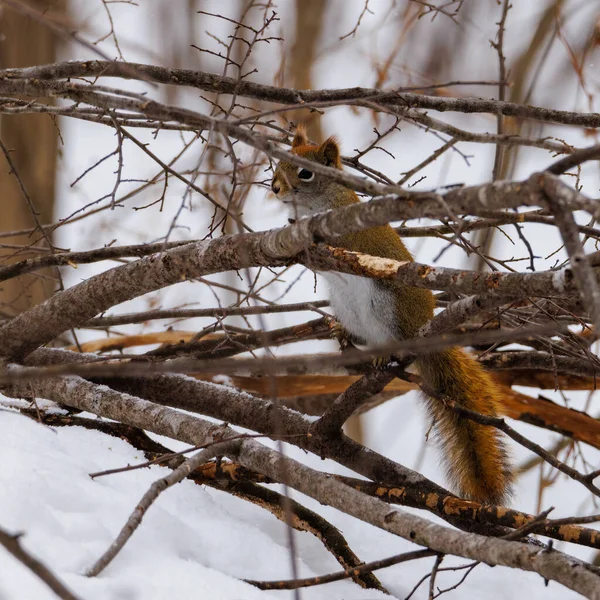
[{"left": 416, "top": 348, "right": 513, "bottom": 504}]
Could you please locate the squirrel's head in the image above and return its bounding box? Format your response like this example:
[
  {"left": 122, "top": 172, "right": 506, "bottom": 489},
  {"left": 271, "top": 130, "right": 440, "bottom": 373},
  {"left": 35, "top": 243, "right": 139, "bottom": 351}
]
[{"left": 271, "top": 126, "right": 345, "bottom": 218}]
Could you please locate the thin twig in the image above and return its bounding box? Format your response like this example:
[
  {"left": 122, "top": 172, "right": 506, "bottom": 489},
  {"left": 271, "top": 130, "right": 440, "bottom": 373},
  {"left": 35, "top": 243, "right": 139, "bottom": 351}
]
[
  {"left": 246, "top": 549, "right": 434, "bottom": 590},
  {"left": 86, "top": 439, "right": 240, "bottom": 577},
  {"left": 491, "top": 0, "right": 511, "bottom": 180},
  {"left": 0, "top": 527, "right": 81, "bottom": 600},
  {"left": 547, "top": 143, "right": 600, "bottom": 175}
]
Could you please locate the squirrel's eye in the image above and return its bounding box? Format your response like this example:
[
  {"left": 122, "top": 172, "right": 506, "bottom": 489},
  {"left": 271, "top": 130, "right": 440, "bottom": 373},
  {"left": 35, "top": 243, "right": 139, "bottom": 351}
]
[{"left": 297, "top": 168, "right": 315, "bottom": 181}]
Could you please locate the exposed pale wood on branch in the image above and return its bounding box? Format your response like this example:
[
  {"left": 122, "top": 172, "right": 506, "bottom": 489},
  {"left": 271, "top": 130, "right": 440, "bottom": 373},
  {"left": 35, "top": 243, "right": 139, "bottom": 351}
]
[
  {"left": 4, "top": 374, "right": 600, "bottom": 597},
  {"left": 0, "top": 171, "right": 593, "bottom": 360}
]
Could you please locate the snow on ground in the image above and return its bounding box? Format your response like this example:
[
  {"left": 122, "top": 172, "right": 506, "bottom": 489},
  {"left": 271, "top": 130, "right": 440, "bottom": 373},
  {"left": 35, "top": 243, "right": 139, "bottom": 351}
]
[
  {"left": 0, "top": 401, "right": 388, "bottom": 600},
  {"left": 0, "top": 394, "right": 591, "bottom": 600}
]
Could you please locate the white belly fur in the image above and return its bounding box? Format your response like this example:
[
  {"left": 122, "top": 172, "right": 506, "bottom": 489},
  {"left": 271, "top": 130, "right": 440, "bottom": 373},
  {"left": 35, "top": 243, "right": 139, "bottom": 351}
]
[{"left": 322, "top": 272, "right": 398, "bottom": 347}]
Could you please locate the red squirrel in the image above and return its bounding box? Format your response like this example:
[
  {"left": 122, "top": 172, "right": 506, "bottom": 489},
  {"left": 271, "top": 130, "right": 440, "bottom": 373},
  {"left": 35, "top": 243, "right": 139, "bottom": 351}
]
[{"left": 271, "top": 126, "right": 513, "bottom": 504}]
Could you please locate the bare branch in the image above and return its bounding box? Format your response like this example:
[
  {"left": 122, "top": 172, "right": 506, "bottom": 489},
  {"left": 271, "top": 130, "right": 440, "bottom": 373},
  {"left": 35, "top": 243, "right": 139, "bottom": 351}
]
[
  {"left": 3, "top": 374, "right": 600, "bottom": 596},
  {"left": 2, "top": 60, "right": 599, "bottom": 128},
  {"left": 86, "top": 440, "right": 240, "bottom": 577},
  {"left": 0, "top": 173, "right": 593, "bottom": 360},
  {"left": 0, "top": 527, "right": 81, "bottom": 600}
]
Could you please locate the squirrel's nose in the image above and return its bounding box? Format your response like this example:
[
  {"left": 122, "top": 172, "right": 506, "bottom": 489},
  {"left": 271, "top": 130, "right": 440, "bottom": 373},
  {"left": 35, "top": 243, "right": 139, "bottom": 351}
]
[{"left": 271, "top": 180, "right": 281, "bottom": 195}]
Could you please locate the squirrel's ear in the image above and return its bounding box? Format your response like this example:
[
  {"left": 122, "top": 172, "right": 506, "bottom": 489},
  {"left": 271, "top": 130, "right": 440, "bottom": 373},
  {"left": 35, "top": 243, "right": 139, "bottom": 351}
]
[
  {"left": 319, "top": 136, "right": 341, "bottom": 167},
  {"left": 292, "top": 125, "right": 309, "bottom": 148}
]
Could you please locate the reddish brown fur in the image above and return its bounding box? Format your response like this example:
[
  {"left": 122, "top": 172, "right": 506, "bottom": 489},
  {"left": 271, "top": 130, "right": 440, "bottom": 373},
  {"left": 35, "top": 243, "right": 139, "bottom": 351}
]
[
  {"left": 274, "top": 131, "right": 513, "bottom": 504},
  {"left": 418, "top": 349, "right": 512, "bottom": 503}
]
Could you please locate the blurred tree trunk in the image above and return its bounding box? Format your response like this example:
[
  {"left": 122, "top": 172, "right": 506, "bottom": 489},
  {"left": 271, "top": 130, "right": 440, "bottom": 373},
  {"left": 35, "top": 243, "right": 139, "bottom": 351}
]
[
  {"left": 290, "top": 0, "right": 326, "bottom": 141},
  {"left": 290, "top": 0, "right": 364, "bottom": 437},
  {"left": 472, "top": 0, "right": 565, "bottom": 272},
  {"left": 0, "top": 1, "right": 63, "bottom": 316},
  {"left": 159, "top": 0, "right": 201, "bottom": 104}
]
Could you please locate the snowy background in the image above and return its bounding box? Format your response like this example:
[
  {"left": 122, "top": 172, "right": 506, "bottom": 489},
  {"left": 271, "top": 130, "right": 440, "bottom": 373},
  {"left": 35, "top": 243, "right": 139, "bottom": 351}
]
[{"left": 1, "top": 1, "right": 600, "bottom": 598}]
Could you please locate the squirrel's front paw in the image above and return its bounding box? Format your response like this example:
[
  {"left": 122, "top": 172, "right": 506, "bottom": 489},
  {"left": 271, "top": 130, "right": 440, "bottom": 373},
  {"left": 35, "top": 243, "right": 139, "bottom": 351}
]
[
  {"left": 327, "top": 318, "right": 353, "bottom": 350},
  {"left": 371, "top": 355, "right": 392, "bottom": 370}
]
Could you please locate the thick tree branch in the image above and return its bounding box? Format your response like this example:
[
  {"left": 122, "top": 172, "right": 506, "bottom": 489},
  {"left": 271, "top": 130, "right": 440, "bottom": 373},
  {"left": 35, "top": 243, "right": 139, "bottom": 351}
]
[
  {"left": 17, "top": 348, "right": 451, "bottom": 498},
  {"left": 3, "top": 374, "right": 600, "bottom": 597},
  {"left": 0, "top": 174, "right": 593, "bottom": 360},
  {"left": 5, "top": 348, "right": 583, "bottom": 540},
  {"left": 310, "top": 370, "right": 396, "bottom": 435},
  {"left": 26, "top": 407, "right": 600, "bottom": 556},
  {"left": 2, "top": 60, "right": 600, "bottom": 128}
]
